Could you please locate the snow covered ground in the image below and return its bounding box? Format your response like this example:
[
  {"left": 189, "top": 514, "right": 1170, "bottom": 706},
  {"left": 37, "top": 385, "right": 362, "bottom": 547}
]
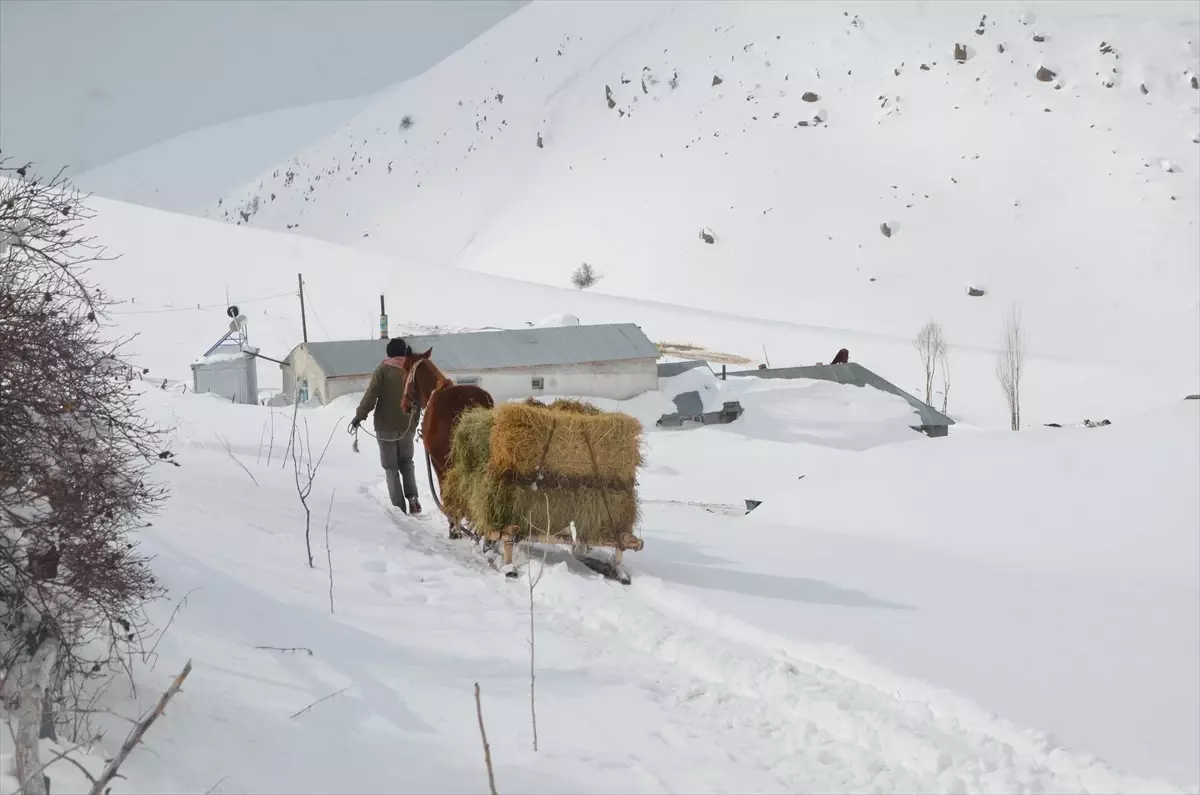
[
  {"left": 3, "top": 1, "right": 1198, "bottom": 792},
  {"left": 2, "top": 378, "right": 1194, "bottom": 794}
]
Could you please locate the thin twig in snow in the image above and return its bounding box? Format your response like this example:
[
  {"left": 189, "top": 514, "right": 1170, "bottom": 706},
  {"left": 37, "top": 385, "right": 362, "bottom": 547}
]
[
  {"left": 205, "top": 775, "right": 230, "bottom": 794},
  {"left": 218, "top": 434, "right": 259, "bottom": 486},
  {"left": 289, "top": 686, "right": 350, "bottom": 719},
  {"left": 146, "top": 588, "right": 198, "bottom": 670},
  {"left": 474, "top": 682, "right": 499, "bottom": 795},
  {"left": 325, "top": 489, "right": 336, "bottom": 614},
  {"left": 253, "top": 646, "right": 314, "bottom": 656}
]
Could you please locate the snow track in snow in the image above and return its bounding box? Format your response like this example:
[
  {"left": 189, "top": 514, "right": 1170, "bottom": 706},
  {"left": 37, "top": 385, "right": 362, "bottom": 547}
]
[{"left": 377, "top": 487, "right": 1182, "bottom": 795}]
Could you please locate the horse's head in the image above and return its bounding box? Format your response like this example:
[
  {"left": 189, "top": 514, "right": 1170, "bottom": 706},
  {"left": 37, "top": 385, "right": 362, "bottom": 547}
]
[{"left": 400, "top": 347, "right": 433, "bottom": 413}]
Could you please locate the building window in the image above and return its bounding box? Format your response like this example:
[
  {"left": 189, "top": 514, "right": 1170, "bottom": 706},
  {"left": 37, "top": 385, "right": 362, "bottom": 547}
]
[
  {"left": 531, "top": 377, "right": 545, "bottom": 391},
  {"left": 457, "top": 376, "right": 480, "bottom": 386}
]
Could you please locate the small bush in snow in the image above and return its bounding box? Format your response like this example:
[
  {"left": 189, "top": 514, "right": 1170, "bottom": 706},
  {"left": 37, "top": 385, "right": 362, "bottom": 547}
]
[
  {"left": 571, "top": 262, "right": 599, "bottom": 289},
  {"left": 400, "top": 115, "right": 414, "bottom": 130}
]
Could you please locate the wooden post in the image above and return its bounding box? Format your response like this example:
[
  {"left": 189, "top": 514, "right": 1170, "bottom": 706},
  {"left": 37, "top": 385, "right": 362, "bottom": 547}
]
[
  {"left": 721, "top": 364, "right": 726, "bottom": 380},
  {"left": 297, "top": 273, "right": 308, "bottom": 343},
  {"left": 503, "top": 536, "right": 514, "bottom": 565}
]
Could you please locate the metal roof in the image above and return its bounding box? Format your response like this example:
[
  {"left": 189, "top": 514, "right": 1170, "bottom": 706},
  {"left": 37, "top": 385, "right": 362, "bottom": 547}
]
[
  {"left": 727, "top": 362, "right": 955, "bottom": 427},
  {"left": 297, "top": 323, "right": 660, "bottom": 378}
]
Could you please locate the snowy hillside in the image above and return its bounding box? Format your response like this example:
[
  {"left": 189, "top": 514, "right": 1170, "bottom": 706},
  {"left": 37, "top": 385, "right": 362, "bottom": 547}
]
[
  {"left": 212, "top": 0, "right": 1200, "bottom": 374},
  {"left": 1, "top": 376, "right": 1195, "bottom": 794},
  {"left": 74, "top": 94, "right": 380, "bottom": 214}
]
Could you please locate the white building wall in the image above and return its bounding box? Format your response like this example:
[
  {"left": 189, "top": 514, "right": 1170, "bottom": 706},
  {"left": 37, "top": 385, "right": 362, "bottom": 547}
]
[
  {"left": 289, "top": 352, "right": 658, "bottom": 407},
  {"left": 326, "top": 374, "right": 372, "bottom": 403},
  {"left": 280, "top": 344, "right": 330, "bottom": 404},
  {"left": 450, "top": 359, "right": 657, "bottom": 403}
]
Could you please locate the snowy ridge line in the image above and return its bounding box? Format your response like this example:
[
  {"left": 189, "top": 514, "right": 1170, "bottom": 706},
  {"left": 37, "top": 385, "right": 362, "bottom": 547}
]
[{"left": 387, "top": 487, "right": 1189, "bottom": 794}]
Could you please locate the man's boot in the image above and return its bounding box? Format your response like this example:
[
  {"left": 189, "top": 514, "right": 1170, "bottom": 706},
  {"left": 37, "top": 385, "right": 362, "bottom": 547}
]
[{"left": 407, "top": 496, "right": 422, "bottom": 515}]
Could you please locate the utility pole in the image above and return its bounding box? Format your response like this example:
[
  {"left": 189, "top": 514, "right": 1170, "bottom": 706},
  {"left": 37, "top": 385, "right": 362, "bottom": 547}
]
[{"left": 297, "top": 273, "right": 308, "bottom": 343}]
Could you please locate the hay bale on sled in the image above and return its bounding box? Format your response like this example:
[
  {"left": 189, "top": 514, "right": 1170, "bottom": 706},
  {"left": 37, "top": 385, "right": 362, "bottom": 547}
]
[
  {"left": 488, "top": 401, "right": 644, "bottom": 487},
  {"left": 471, "top": 477, "right": 641, "bottom": 544},
  {"left": 441, "top": 399, "right": 645, "bottom": 545}
]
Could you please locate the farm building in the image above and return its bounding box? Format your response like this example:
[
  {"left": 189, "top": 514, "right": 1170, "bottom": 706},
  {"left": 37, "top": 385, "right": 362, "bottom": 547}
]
[{"left": 280, "top": 323, "right": 660, "bottom": 405}]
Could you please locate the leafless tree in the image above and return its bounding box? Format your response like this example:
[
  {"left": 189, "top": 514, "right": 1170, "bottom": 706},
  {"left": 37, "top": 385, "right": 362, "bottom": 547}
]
[
  {"left": 937, "top": 344, "right": 951, "bottom": 416},
  {"left": 287, "top": 409, "right": 339, "bottom": 568},
  {"left": 0, "top": 158, "right": 168, "bottom": 792},
  {"left": 996, "top": 304, "right": 1028, "bottom": 430},
  {"left": 571, "top": 262, "right": 598, "bottom": 290},
  {"left": 523, "top": 497, "right": 552, "bottom": 753},
  {"left": 913, "top": 319, "right": 947, "bottom": 406}
]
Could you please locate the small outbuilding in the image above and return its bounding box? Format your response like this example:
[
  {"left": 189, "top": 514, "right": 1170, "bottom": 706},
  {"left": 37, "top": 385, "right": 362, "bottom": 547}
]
[
  {"left": 191, "top": 309, "right": 259, "bottom": 405},
  {"left": 281, "top": 323, "right": 660, "bottom": 405}
]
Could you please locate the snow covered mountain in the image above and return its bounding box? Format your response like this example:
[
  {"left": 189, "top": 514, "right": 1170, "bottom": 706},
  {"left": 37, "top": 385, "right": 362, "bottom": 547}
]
[{"left": 211, "top": 0, "right": 1200, "bottom": 380}]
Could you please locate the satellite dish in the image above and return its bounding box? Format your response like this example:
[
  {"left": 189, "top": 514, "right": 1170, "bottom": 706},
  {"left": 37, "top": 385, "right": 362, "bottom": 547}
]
[{"left": 226, "top": 305, "right": 240, "bottom": 319}]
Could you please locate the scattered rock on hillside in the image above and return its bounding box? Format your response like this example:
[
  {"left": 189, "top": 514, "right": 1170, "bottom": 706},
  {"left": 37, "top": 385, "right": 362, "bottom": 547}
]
[
  {"left": 1140, "top": 82, "right": 1149, "bottom": 95},
  {"left": 954, "top": 43, "right": 968, "bottom": 62},
  {"left": 967, "top": 285, "right": 986, "bottom": 297},
  {"left": 1036, "top": 66, "right": 1057, "bottom": 82},
  {"left": 536, "top": 133, "right": 544, "bottom": 149},
  {"left": 699, "top": 227, "right": 716, "bottom": 244},
  {"left": 1032, "top": 34, "right": 1046, "bottom": 43},
  {"left": 712, "top": 75, "right": 724, "bottom": 87},
  {"left": 1099, "top": 41, "right": 1115, "bottom": 55},
  {"left": 880, "top": 222, "right": 892, "bottom": 238},
  {"left": 802, "top": 91, "right": 819, "bottom": 102},
  {"left": 920, "top": 63, "right": 931, "bottom": 71},
  {"left": 997, "top": 43, "right": 1006, "bottom": 53}
]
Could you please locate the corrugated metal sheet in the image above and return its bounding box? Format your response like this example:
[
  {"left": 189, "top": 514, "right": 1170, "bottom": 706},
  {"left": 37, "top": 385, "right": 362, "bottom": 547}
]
[
  {"left": 301, "top": 323, "right": 659, "bottom": 378},
  {"left": 727, "top": 362, "right": 955, "bottom": 427}
]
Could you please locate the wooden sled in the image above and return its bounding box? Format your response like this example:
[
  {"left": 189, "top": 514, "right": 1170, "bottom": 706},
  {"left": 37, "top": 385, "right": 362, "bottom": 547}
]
[{"left": 452, "top": 521, "right": 643, "bottom": 584}]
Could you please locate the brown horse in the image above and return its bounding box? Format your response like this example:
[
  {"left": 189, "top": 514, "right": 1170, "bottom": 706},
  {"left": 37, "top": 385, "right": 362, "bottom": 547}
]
[{"left": 400, "top": 348, "right": 495, "bottom": 536}]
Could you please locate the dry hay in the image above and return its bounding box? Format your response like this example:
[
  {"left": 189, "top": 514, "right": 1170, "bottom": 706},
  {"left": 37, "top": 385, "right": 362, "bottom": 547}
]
[
  {"left": 449, "top": 406, "right": 494, "bottom": 474},
  {"left": 442, "top": 399, "right": 644, "bottom": 545},
  {"left": 488, "top": 402, "right": 644, "bottom": 487},
  {"left": 460, "top": 469, "right": 640, "bottom": 544},
  {"left": 522, "top": 396, "right": 603, "bottom": 415}
]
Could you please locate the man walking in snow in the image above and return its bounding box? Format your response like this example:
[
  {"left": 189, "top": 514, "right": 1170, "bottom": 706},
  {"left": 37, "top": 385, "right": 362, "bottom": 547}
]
[{"left": 350, "top": 337, "right": 422, "bottom": 515}]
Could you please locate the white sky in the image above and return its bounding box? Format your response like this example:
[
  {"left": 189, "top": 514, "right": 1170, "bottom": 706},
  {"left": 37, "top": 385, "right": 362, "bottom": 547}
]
[{"left": 0, "top": 0, "right": 526, "bottom": 175}]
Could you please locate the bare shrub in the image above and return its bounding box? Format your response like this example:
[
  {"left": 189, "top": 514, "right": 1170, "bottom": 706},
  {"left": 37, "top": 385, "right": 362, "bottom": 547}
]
[
  {"left": 571, "top": 262, "right": 599, "bottom": 290},
  {"left": 913, "top": 319, "right": 947, "bottom": 406},
  {"left": 0, "top": 158, "right": 168, "bottom": 782},
  {"left": 996, "top": 305, "right": 1028, "bottom": 430},
  {"left": 399, "top": 115, "right": 414, "bottom": 130}
]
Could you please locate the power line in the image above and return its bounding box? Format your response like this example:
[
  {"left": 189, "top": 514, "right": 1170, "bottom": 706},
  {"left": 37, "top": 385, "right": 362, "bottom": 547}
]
[{"left": 108, "top": 290, "right": 298, "bottom": 316}]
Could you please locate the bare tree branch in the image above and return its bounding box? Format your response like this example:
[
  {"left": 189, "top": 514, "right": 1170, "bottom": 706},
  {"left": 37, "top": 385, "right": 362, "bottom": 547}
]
[
  {"left": 325, "top": 490, "right": 336, "bottom": 614},
  {"left": 474, "top": 682, "right": 499, "bottom": 795},
  {"left": 88, "top": 659, "right": 192, "bottom": 795},
  {"left": 996, "top": 305, "right": 1028, "bottom": 430},
  {"left": 913, "top": 319, "right": 947, "bottom": 407},
  {"left": 254, "top": 646, "right": 313, "bottom": 656},
  {"left": 218, "top": 434, "right": 259, "bottom": 486},
  {"left": 289, "top": 686, "right": 349, "bottom": 719}
]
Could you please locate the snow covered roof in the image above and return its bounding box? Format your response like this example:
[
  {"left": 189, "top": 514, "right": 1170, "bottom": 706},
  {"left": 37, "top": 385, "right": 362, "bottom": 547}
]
[{"left": 297, "top": 323, "right": 659, "bottom": 378}]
